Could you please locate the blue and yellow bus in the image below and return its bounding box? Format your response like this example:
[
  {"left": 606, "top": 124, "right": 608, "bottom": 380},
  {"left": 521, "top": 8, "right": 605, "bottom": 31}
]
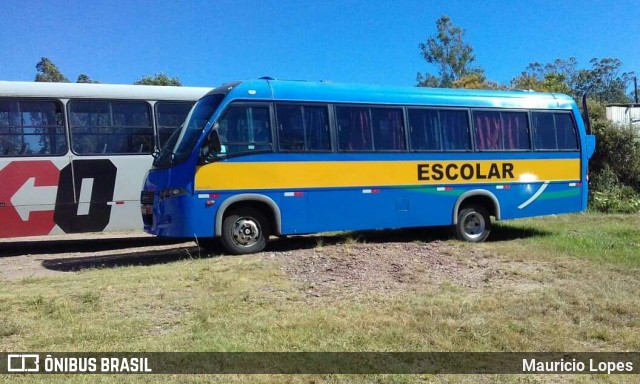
[{"left": 141, "top": 79, "right": 596, "bottom": 254}]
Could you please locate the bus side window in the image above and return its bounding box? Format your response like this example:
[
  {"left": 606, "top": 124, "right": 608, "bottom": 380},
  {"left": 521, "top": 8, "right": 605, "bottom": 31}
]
[
  {"left": 336, "top": 106, "right": 373, "bottom": 151},
  {"left": 532, "top": 112, "right": 578, "bottom": 150},
  {"left": 371, "top": 108, "right": 405, "bottom": 151},
  {"left": 304, "top": 105, "right": 330, "bottom": 151},
  {"left": 277, "top": 104, "right": 305, "bottom": 151},
  {"left": 70, "top": 101, "right": 152, "bottom": 155},
  {"left": 156, "top": 102, "right": 195, "bottom": 149},
  {"left": 0, "top": 99, "right": 66, "bottom": 157},
  {"left": 555, "top": 114, "right": 579, "bottom": 150},
  {"left": 217, "top": 105, "right": 272, "bottom": 154},
  {"left": 473, "top": 111, "right": 530, "bottom": 151},
  {"left": 441, "top": 109, "right": 470, "bottom": 151},
  {"left": 277, "top": 104, "right": 330, "bottom": 152},
  {"left": 408, "top": 109, "right": 441, "bottom": 151}
]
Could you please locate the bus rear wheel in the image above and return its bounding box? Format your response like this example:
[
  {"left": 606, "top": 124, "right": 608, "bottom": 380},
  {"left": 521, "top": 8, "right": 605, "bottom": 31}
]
[
  {"left": 455, "top": 204, "right": 491, "bottom": 242},
  {"left": 221, "top": 207, "right": 270, "bottom": 255}
]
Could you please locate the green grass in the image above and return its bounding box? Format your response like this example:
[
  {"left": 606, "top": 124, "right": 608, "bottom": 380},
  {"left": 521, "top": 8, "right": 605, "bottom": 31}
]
[
  {"left": 489, "top": 213, "right": 640, "bottom": 267},
  {"left": 1, "top": 213, "right": 639, "bottom": 383}
]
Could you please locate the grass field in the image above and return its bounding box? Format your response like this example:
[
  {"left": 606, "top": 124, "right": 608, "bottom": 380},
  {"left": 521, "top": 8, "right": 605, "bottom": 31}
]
[{"left": 1, "top": 212, "right": 639, "bottom": 383}]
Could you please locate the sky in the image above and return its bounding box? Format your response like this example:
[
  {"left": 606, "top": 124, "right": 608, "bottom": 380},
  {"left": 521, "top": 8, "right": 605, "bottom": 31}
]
[{"left": 1, "top": 0, "right": 639, "bottom": 88}]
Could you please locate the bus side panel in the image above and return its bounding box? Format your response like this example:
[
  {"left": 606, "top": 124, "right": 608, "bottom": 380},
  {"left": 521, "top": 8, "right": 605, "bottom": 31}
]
[
  {"left": 74, "top": 155, "right": 153, "bottom": 233},
  {"left": 0, "top": 157, "right": 70, "bottom": 237},
  {"left": 302, "top": 187, "right": 456, "bottom": 234},
  {"left": 499, "top": 181, "right": 583, "bottom": 220},
  {"left": 54, "top": 155, "right": 152, "bottom": 234},
  {"left": 0, "top": 155, "right": 154, "bottom": 238}
]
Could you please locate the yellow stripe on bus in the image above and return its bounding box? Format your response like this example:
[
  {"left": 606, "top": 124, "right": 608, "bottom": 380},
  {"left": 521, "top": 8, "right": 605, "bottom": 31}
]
[{"left": 194, "top": 159, "right": 581, "bottom": 191}]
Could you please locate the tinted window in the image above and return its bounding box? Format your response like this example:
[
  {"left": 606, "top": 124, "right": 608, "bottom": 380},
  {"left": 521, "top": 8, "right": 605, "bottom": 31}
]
[
  {"left": 473, "top": 111, "right": 530, "bottom": 150},
  {"left": 555, "top": 114, "right": 579, "bottom": 150},
  {"left": 156, "top": 101, "right": 195, "bottom": 148},
  {"left": 336, "top": 106, "right": 372, "bottom": 151},
  {"left": 532, "top": 112, "right": 578, "bottom": 150},
  {"left": 70, "top": 100, "right": 152, "bottom": 154},
  {"left": 371, "top": 108, "right": 405, "bottom": 150},
  {"left": 0, "top": 99, "right": 67, "bottom": 156},
  {"left": 277, "top": 104, "right": 330, "bottom": 151},
  {"left": 217, "top": 105, "right": 272, "bottom": 155},
  {"left": 409, "top": 109, "right": 470, "bottom": 151},
  {"left": 409, "top": 109, "right": 441, "bottom": 150}
]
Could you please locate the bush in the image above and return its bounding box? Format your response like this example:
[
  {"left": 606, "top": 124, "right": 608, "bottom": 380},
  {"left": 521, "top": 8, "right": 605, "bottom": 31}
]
[
  {"left": 589, "top": 120, "right": 640, "bottom": 190},
  {"left": 587, "top": 112, "right": 640, "bottom": 212},
  {"left": 590, "top": 185, "right": 640, "bottom": 213}
]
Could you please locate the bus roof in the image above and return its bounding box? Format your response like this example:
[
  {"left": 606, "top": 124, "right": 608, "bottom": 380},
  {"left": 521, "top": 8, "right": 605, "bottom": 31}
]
[
  {"left": 0, "top": 81, "right": 211, "bottom": 101},
  {"left": 223, "top": 79, "right": 577, "bottom": 110}
]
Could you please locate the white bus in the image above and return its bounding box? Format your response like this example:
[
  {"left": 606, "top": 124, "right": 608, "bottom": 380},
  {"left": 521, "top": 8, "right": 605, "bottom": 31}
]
[{"left": 0, "top": 81, "right": 210, "bottom": 238}]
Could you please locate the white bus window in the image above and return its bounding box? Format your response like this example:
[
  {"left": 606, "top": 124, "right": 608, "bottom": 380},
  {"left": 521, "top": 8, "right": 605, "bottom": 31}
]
[
  {"left": 156, "top": 102, "right": 194, "bottom": 148},
  {"left": 70, "top": 101, "right": 153, "bottom": 155},
  {"left": 0, "top": 99, "right": 66, "bottom": 156}
]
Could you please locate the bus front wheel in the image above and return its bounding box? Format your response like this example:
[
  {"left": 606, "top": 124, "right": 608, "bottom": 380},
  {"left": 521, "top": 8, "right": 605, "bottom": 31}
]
[
  {"left": 455, "top": 204, "right": 491, "bottom": 242},
  {"left": 221, "top": 207, "right": 270, "bottom": 255}
]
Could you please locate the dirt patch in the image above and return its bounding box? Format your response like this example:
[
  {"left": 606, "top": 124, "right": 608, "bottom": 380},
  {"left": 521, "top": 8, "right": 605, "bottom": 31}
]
[
  {"left": 0, "top": 231, "right": 550, "bottom": 297},
  {"left": 267, "top": 240, "right": 548, "bottom": 297}
]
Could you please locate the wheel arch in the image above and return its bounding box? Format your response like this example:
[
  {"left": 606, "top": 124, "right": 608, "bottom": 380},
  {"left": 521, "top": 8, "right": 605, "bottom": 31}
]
[
  {"left": 453, "top": 189, "right": 501, "bottom": 224},
  {"left": 215, "top": 194, "right": 282, "bottom": 237}
]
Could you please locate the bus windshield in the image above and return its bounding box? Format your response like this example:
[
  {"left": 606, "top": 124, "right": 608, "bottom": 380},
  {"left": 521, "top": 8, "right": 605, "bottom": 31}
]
[{"left": 157, "top": 93, "right": 224, "bottom": 167}]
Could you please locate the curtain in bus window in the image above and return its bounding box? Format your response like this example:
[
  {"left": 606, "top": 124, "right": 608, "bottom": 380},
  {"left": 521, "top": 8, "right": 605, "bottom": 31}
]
[
  {"left": 532, "top": 112, "right": 557, "bottom": 150},
  {"left": 408, "top": 109, "right": 441, "bottom": 151},
  {"left": 555, "top": 114, "right": 578, "bottom": 150},
  {"left": 372, "top": 108, "right": 405, "bottom": 150},
  {"left": 474, "top": 111, "right": 502, "bottom": 150},
  {"left": 502, "top": 112, "right": 530, "bottom": 150},
  {"left": 474, "top": 111, "right": 530, "bottom": 151},
  {"left": 304, "top": 106, "right": 330, "bottom": 151},
  {"left": 0, "top": 99, "right": 66, "bottom": 156},
  {"left": 336, "top": 106, "right": 372, "bottom": 151},
  {"left": 441, "top": 110, "right": 470, "bottom": 150}
]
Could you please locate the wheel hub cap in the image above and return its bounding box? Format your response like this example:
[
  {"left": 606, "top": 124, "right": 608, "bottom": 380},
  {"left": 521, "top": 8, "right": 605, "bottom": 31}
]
[
  {"left": 463, "top": 213, "right": 484, "bottom": 239},
  {"left": 232, "top": 218, "right": 260, "bottom": 246}
]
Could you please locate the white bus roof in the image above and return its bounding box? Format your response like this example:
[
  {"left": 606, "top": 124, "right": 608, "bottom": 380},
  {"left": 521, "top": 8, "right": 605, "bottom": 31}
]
[{"left": 0, "top": 81, "right": 211, "bottom": 101}]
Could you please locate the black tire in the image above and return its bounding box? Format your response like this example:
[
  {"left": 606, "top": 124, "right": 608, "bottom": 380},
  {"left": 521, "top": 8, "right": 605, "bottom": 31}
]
[
  {"left": 220, "top": 207, "right": 270, "bottom": 255},
  {"left": 455, "top": 204, "right": 491, "bottom": 242}
]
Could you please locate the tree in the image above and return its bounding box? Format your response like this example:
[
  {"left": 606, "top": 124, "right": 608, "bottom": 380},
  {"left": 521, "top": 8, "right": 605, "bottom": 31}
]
[
  {"left": 134, "top": 73, "right": 182, "bottom": 86},
  {"left": 511, "top": 57, "right": 633, "bottom": 104},
  {"left": 76, "top": 74, "right": 99, "bottom": 83},
  {"left": 417, "top": 15, "right": 482, "bottom": 88},
  {"left": 452, "top": 72, "right": 504, "bottom": 90},
  {"left": 510, "top": 58, "right": 577, "bottom": 94},
  {"left": 574, "top": 58, "right": 633, "bottom": 104},
  {"left": 35, "top": 57, "right": 69, "bottom": 82}
]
